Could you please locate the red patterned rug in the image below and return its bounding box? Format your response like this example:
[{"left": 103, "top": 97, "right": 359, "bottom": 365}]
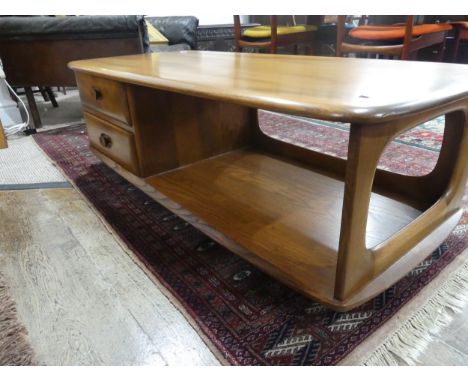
[{"left": 33, "top": 111, "right": 468, "bottom": 365}]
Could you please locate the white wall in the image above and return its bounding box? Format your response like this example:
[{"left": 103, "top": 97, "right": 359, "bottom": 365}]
[{"left": 196, "top": 14, "right": 234, "bottom": 25}]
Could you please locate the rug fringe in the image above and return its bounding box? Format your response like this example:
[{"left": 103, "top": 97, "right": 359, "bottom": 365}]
[
  {"left": 0, "top": 272, "right": 36, "bottom": 365},
  {"left": 362, "top": 261, "right": 468, "bottom": 366}
]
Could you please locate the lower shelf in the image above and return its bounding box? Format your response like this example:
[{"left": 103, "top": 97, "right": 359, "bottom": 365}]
[{"left": 147, "top": 149, "right": 422, "bottom": 306}]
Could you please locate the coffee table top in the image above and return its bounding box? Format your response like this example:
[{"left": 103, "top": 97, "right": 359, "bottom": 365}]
[{"left": 69, "top": 51, "right": 468, "bottom": 123}]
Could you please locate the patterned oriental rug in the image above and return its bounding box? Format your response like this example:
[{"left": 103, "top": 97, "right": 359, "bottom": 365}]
[{"left": 33, "top": 111, "right": 468, "bottom": 366}]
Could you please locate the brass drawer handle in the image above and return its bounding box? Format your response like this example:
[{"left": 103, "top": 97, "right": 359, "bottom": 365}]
[
  {"left": 99, "top": 133, "right": 112, "bottom": 149},
  {"left": 92, "top": 87, "right": 103, "bottom": 101}
]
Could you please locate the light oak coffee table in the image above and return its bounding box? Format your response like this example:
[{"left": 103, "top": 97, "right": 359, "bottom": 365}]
[{"left": 69, "top": 51, "right": 468, "bottom": 311}]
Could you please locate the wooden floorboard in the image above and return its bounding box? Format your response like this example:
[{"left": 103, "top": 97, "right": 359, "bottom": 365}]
[{"left": 0, "top": 188, "right": 220, "bottom": 366}]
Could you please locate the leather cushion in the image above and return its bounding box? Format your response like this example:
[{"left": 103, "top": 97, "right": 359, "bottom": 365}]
[{"left": 0, "top": 16, "right": 145, "bottom": 39}]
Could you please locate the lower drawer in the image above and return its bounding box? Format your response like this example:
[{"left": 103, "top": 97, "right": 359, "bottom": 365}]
[{"left": 84, "top": 112, "right": 140, "bottom": 175}]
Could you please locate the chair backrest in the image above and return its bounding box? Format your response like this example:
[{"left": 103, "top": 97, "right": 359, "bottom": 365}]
[
  {"left": 235, "top": 16, "right": 298, "bottom": 53},
  {"left": 366, "top": 15, "right": 424, "bottom": 25},
  {"left": 422, "top": 15, "right": 468, "bottom": 24},
  {"left": 234, "top": 15, "right": 279, "bottom": 51},
  {"left": 0, "top": 16, "right": 148, "bottom": 87}
]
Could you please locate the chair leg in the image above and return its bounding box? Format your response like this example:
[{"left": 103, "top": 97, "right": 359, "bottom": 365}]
[
  {"left": 436, "top": 44, "right": 445, "bottom": 62},
  {"left": 24, "top": 86, "right": 42, "bottom": 129},
  {"left": 39, "top": 87, "right": 50, "bottom": 102},
  {"left": 45, "top": 87, "right": 58, "bottom": 108},
  {"left": 435, "top": 36, "right": 447, "bottom": 62},
  {"left": 452, "top": 34, "right": 461, "bottom": 63}
]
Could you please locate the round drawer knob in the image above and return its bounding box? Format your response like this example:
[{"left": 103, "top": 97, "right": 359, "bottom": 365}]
[{"left": 99, "top": 133, "right": 112, "bottom": 149}]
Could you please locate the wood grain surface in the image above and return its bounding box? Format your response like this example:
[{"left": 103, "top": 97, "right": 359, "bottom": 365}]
[
  {"left": 69, "top": 51, "right": 468, "bottom": 123},
  {"left": 76, "top": 73, "right": 132, "bottom": 125},
  {"left": 126, "top": 85, "right": 254, "bottom": 177},
  {"left": 148, "top": 149, "right": 421, "bottom": 306}
]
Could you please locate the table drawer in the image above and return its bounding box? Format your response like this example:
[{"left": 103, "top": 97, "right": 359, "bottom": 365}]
[
  {"left": 84, "top": 112, "right": 140, "bottom": 175},
  {"left": 77, "top": 73, "right": 132, "bottom": 125}
]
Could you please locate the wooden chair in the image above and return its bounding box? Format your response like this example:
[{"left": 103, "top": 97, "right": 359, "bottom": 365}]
[
  {"left": 234, "top": 15, "right": 317, "bottom": 54},
  {"left": 336, "top": 15, "right": 452, "bottom": 61},
  {"left": 451, "top": 21, "right": 468, "bottom": 62}
]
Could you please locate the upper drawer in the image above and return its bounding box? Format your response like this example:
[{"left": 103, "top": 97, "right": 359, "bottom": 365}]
[{"left": 76, "top": 73, "right": 132, "bottom": 125}]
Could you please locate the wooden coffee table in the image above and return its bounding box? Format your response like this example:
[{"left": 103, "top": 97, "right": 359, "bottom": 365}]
[{"left": 69, "top": 51, "right": 468, "bottom": 311}]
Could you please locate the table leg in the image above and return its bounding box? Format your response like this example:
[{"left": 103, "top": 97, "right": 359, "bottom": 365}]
[
  {"left": 336, "top": 103, "right": 468, "bottom": 301},
  {"left": 24, "top": 86, "right": 42, "bottom": 129},
  {"left": 335, "top": 123, "right": 392, "bottom": 300},
  {"left": 45, "top": 87, "right": 59, "bottom": 108}
]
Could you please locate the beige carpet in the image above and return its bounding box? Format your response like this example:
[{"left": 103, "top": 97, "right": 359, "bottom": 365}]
[{"left": 0, "top": 136, "right": 67, "bottom": 186}]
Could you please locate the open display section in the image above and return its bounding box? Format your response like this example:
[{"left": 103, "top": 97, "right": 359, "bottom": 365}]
[{"left": 147, "top": 148, "right": 422, "bottom": 308}]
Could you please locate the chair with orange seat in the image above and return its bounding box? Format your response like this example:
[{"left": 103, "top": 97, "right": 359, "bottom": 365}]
[
  {"left": 234, "top": 15, "right": 317, "bottom": 54},
  {"left": 336, "top": 15, "right": 452, "bottom": 61}
]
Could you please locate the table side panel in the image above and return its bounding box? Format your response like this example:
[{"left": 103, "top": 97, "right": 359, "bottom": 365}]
[{"left": 126, "top": 84, "right": 255, "bottom": 177}]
